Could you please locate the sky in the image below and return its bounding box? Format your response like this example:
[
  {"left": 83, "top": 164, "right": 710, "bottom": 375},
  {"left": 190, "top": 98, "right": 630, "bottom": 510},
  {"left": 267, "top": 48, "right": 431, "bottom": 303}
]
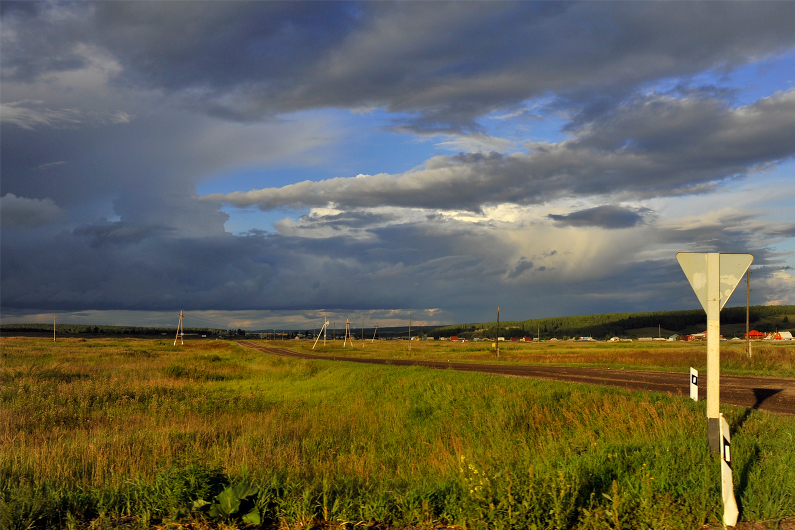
[{"left": 2, "top": 1, "right": 795, "bottom": 331}]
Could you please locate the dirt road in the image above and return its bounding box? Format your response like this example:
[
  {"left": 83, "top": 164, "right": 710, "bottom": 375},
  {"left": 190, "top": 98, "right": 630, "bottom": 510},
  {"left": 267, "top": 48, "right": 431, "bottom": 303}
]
[{"left": 237, "top": 341, "right": 795, "bottom": 415}]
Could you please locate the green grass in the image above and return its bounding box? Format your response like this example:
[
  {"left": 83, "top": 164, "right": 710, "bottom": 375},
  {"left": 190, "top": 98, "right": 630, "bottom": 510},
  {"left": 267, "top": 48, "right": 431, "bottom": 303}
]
[
  {"left": 284, "top": 338, "right": 795, "bottom": 378},
  {"left": 1, "top": 337, "right": 794, "bottom": 529}
]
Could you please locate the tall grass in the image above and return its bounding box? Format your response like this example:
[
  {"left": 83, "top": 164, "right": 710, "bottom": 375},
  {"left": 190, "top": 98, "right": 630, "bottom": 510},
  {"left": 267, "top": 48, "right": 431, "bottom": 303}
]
[{"left": 1, "top": 338, "right": 793, "bottom": 529}]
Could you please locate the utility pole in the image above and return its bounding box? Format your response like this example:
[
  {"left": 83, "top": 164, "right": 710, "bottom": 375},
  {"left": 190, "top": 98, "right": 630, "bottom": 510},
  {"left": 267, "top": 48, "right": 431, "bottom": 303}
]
[
  {"left": 53, "top": 315, "right": 56, "bottom": 342},
  {"left": 408, "top": 315, "right": 412, "bottom": 352},
  {"left": 496, "top": 307, "right": 500, "bottom": 358},
  {"left": 746, "top": 270, "right": 751, "bottom": 358},
  {"left": 174, "top": 311, "right": 184, "bottom": 346},
  {"left": 344, "top": 319, "right": 352, "bottom": 347}
]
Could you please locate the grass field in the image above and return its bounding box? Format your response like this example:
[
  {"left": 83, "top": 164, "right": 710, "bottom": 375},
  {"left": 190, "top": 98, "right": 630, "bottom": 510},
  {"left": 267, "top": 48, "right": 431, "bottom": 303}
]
[
  {"left": 1, "top": 337, "right": 794, "bottom": 529},
  {"left": 283, "top": 337, "right": 795, "bottom": 378}
]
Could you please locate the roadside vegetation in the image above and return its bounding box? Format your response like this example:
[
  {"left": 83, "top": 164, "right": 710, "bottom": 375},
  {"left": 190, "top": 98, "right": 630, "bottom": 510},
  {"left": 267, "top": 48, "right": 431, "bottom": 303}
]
[{"left": 1, "top": 337, "right": 794, "bottom": 529}]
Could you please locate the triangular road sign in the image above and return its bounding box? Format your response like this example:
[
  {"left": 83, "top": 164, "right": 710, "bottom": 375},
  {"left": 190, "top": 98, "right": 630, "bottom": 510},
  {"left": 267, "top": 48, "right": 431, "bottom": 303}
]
[
  {"left": 677, "top": 253, "right": 709, "bottom": 311},
  {"left": 677, "top": 253, "right": 753, "bottom": 312},
  {"left": 718, "top": 254, "right": 753, "bottom": 310}
]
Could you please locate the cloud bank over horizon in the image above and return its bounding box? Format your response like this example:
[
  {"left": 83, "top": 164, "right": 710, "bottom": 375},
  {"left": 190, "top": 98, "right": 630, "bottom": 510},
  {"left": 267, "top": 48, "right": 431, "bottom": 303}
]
[{"left": 2, "top": 2, "right": 794, "bottom": 327}]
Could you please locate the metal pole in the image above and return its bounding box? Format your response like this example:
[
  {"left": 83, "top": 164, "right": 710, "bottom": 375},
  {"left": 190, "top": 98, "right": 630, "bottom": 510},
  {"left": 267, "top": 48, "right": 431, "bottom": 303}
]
[
  {"left": 706, "top": 253, "right": 721, "bottom": 453},
  {"left": 496, "top": 307, "right": 500, "bottom": 358},
  {"left": 409, "top": 315, "right": 411, "bottom": 352},
  {"left": 54, "top": 315, "right": 56, "bottom": 342}
]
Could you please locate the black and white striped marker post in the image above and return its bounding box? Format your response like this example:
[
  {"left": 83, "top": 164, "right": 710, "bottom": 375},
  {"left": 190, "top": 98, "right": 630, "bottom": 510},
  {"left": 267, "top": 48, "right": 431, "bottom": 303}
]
[{"left": 719, "top": 413, "right": 739, "bottom": 527}]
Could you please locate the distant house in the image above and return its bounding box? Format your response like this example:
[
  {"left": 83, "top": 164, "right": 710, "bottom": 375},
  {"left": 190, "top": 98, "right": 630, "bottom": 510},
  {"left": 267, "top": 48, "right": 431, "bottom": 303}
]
[
  {"left": 578, "top": 336, "right": 595, "bottom": 341},
  {"left": 510, "top": 337, "right": 518, "bottom": 342},
  {"left": 685, "top": 331, "right": 707, "bottom": 341},
  {"left": 773, "top": 331, "right": 793, "bottom": 340},
  {"left": 746, "top": 330, "right": 765, "bottom": 339},
  {"left": 522, "top": 336, "right": 533, "bottom": 342},
  {"left": 450, "top": 336, "right": 459, "bottom": 341}
]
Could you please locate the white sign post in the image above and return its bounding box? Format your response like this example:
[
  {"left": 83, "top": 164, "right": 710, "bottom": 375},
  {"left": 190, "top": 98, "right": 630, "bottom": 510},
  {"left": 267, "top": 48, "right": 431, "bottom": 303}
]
[
  {"left": 677, "top": 252, "right": 752, "bottom": 452},
  {"left": 719, "top": 413, "right": 739, "bottom": 527},
  {"left": 689, "top": 368, "right": 698, "bottom": 402}
]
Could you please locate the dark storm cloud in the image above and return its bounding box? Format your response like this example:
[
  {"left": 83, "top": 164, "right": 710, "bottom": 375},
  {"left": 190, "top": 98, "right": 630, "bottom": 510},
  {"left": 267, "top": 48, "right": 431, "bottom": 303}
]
[
  {"left": 4, "top": 2, "right": 795, "bottom": 129},
  {"left": 548, "top": 205, "right": 648, "bottom": 229},
  {"left": 2, "top": 210, "right": 784, "bottom": 317},
  {"left": 3, "top": 1, "right": 795, "bottom": 320},
  {"left": 73, "top": 222, "right": 169, "bottom": 248},
  {"left": 212, "top": 91, "right": 795, "bottom": 212},
  {"left": 0, "top": 220, "right": 496, "bottom": 312},
  {"left": 507, "top": 259, "right": 534, "bottom": 279}
]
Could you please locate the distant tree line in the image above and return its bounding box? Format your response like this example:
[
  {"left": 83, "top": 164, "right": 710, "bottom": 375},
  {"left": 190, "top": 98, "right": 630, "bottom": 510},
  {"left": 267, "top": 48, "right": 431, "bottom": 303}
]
[
  {"left": 0, "top": 323, "right": 234, "bottom": 336},
  {"left": 429, "top": 305, "right": 795, "bottom": 340},
  {"left": 4, "top": 305, "right": 791, "bottom": 340}
]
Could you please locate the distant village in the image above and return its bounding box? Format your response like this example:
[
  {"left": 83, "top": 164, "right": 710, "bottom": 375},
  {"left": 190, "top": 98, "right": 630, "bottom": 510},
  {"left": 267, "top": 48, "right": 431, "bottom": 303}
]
[{"left": 404, "top": 330, "right": 794, "bottom": 343}]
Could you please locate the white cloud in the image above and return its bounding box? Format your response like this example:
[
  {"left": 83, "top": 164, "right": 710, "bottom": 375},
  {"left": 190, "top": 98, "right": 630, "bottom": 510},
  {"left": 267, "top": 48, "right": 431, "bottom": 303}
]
[
  {"left": 35, "top": 161, "right": 67, "bottom": 171},
  {"left": 0, "top": 194, "right": 63, "bottom": 228},
  {"left": 433, "top": 134, "right": 515, "bottom": 153},
  {"left": 761, "top": 270, "right": 795, "bottom": 305},
  {"left": 0, "top": 100, "right": 82, "bottom": 130},
  {"left": 109, "top": 111, "right": 133, "bottom": 124}
]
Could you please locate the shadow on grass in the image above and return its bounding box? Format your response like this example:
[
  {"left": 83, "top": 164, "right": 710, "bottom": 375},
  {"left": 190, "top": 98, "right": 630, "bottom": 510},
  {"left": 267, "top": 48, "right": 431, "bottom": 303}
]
[{"left": 731, "top": 388, "right": 783, "bottom": 432}]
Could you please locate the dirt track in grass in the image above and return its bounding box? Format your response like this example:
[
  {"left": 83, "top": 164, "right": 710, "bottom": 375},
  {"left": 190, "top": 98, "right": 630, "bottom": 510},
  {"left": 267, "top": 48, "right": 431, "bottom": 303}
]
[{"left": 237, "top": 340, "right": 795, "bottom": 416}]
